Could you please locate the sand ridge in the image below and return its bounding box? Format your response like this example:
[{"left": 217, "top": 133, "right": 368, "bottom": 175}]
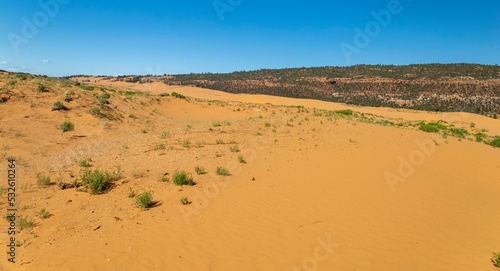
[{"left": 0, "top": 73, "right": 499, "bottom": 270}]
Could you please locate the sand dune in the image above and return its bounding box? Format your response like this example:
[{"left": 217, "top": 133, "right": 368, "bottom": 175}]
[{"left": 1, "top": 75, "right": 499, "bottom": 270}]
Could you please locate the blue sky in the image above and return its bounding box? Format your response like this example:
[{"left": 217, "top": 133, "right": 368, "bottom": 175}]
[{"left": 1, "top": 0, "right": 499, "bottom": 76}]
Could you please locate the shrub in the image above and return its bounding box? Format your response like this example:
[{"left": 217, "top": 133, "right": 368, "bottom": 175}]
[
  {"left": 128, "top": 188, "right": 137, "bottom": 198},
  {"left": 89, "top": 107, "right": 101, "bottom": 116},
  {"left": 37, "top": 208, "right": 51, "bottom": 219},
  {"left": 59, "top": 121, "right": 74, "bottom": 132},
  {"left": 194, "top": 166, "right": 205, "bottom": 175},
  {"left": 79, "top": 157, "right": 92, "bottom": 168},
  {"left": 99, "top": 92, "right": 111, "bottom": 105},
  {"left": 135, "top": 191, "right": 153, "bottom": 209},
  {"left": 172, "top": 171, "right": 195, "bottom": 186},
  {"left": 419, "top": 122, "right": 446, "bottom": 133},
  {"left": 180, "top": 197, "right": 191, "bottom": 205},
  {"left": 216, "top": 139, "right": 224, "bottom": 144},
  {"left": 157, "top": 174, "right": 169, "bottom": 182},
  {"left": 229, "top": 145, "right": 240, "bottom": 152},
  {"left": 37, "top": 85, "right": 49, "bottom": 92},
  {"left": 18, "top": 216, "right": 35, "bottom": 231},
  {"left": 265, "top": 122, "right": 271, "bottom": 127},
  {"left": 52, "top": 101, "right": 65, "bottom": 111},
  {"left": 475, "top": 132, "right": 488, "bottom": 142},
  {"left": 182, "top": 140, "right": 191, "bottom": 148},
  {"left": 216, "top": 167, "right": 229, "bottom": 176},
  {"left": 448, "top": 127, "right": 468, "bottom": 138},
  {"left": 335, "top": 109, "right": 353, "bottom": 116},
  {"left": 238, "top": 155, "right": 246, "bottom": 164},
  {"left": 171, "top": 92, "right": 185, "bottom": 99},
  {"left": 160, "top": 130, "right": 171, "bottom": 139},
  {"left": 487, "top": 136, "right": 500, "bottom": 148},
  {"left": 80, "top": 168, "right": 122, "bottom": 194},
  {"left": 492, "top": 252, "right": 500, "bottom": 268},
  {"left": 37, "top": 174, "right": 51, "bottom": 187}
]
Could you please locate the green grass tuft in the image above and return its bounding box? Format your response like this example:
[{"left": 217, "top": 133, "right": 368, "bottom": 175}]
[
  {"left": 59, "top": 121, "right": 75, "bottom": 132},
  {"left": 216, "top": 167, "right": 229, "bottom": 176},
  {"left": 172, "top": 171, "right": 195, "bottom": 186},
  {"left": 135, "top": 191, "right": 153, "bottom": 209}
]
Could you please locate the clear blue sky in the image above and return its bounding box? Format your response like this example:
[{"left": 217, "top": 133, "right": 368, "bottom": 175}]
[{"left": 1, "top": 0, "right": 499, "bottom": 76}]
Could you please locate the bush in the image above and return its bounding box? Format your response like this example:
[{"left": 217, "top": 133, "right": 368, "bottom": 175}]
[
  {"left": 216, "top": 167, "right": 229, "bottom": 176},
  {"left": 37, "top": 208, "right": 51, "bottom": 219},
  {"left": 37, "top": 174, "right": 51, "bottom": 187},
  {"left": 37, "top": 85, "right": 49, "bottom": 92},
  {"left": 171, "top": 92, "right": 185, "bottom": 99},
  {"left": 80, "top": 168, "right": 122, "bottom": 194},
  {"left": 238, "top": 155, "right": 246, "bottom": 164},
  {"left": 128, "top": 188, "right": 137, "bottom": 198},
  {"left": 194, "top": 166, "right": 205, "bottom": 175},
  {"left": 89, "top": 107, "right": 101, "bottom": 116},
  {"left": 99, "top": 92, "right": 111, "bottom": 105},
  {"left": 475, "top": 132, "right": 488, "bottom": 142},
  {"left": 216, "top": 139, "right": 224, "bottom": 144},
  {"left": 180, "top": 197, "right": 191, "bottom": 205},
  {"left": 335, "top": 109, "right": 353, "bottom": 116},
  {"left": 229, "top": 145, "right": 240, "bottom": 152},
  {"left": 487, "top": 136, "right": 500, "bottom": 148},
  {"left": 18, "top": 216, "right": 35, "bottom": 231},
  {"left": 52, "top": 101, "right": 65, "bottom": 111},
  {"left": 492, "top": 252, "right": 500, "bottom": 268},
  {"left": 135, "top": 191, "right": 153, "bottom": 209},
  {"left": 79, "top": 157, "right": 92, "bottom": 168},
  {"left": 157, "top": 174, "right": 169, "bottom": 182},
  {"left": 419, "top": 122, "right": 446, "bottom": 133},
  {"left": 448, "top": 127, "right": 468, "bottom": 138},
  {"left": 172, "top": 171, "right": 195, "bottom": 186},
  {"left": 59, "top": 121, "right": 74, "bottom": 132}
]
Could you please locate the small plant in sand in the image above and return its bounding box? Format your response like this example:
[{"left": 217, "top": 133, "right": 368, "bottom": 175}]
[
  {"left": 488, "top": 136, "right": 500, "bottom": 148},
  {"left": 135, "top": 191, "right": 153, "bottom": 209},
  {"left": 59, "top": 121, "right": 74, "bottom": 132},
  {"left": 80, "top": 168, "right": 122, "bottom": 194},
  {"left": 182, "top": 139, "right": 191, "bottom": 148},
  {"left": 238, "top": 155, "right": 246, "bottom": 164},
  {"left": 492, "top": 252, "right": 500, "bottom": 268},
  {"left": 160, "top": 130, "right": 171, "bottom": 139},
  {"left": 37, "top": 174, "right": 51, "bottom": 187},
  {"left": 52, "top": 101, "right": 65, "bottom": 111},
  {"left": 216, "top": 139, "right": 224, "bottom": 144},
  {"left": 157, "top": 173, "right": 169, "bottom": 182},
  {"left": 37, "top": 84, "right": 49, "bottom": 92},
  {"left": 180, "top": 197, "right": 191, "bottom": 205},
  {"left": 229, "top": 145, "right": 240, "bottom": 153},
  {"left": 18, "top": 216, "right": 35, "bottom": 231},
  {"left": 194, "top": 166, "right": 205, "bottom": 175},
  {"left": 37, "top": 208, "right": 51, "bottom": 219},
  {"left": 216, "top": 167, "right": 229, "bottom": 176},
  {"left": 89, "top": 107, "right": 101, "bottom": 116},
  {"left": 418, "top": 122, "right": 446, "bottom": 133},
  {"left": 79, "top": 157, "right": 92, "bottom": 168},
  {"left": 128, "top": 188, "right": 137, "bottom": 198},
  {"left": 172, "top": 171, "right": 195, "bottom": 186}
]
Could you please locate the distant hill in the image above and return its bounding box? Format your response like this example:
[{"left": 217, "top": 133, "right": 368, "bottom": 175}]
[{"left": 69, "top": 64, "right": 500, "bottom": 117}]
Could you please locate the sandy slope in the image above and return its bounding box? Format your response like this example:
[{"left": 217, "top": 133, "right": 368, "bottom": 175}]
[{"left": 1, "top": 75, "right": 499, "bottom": 271}]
